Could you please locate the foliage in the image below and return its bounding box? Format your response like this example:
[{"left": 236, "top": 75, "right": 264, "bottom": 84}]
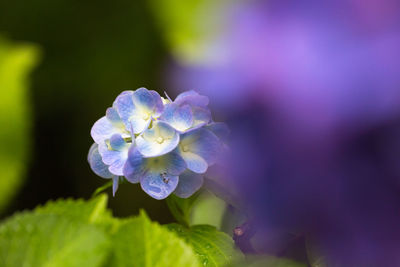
[
  {"left": 34, "top": 194, "right": 113, "bottom": 225},
  {"left": 0, "top": 194, "right": 240, "bottom": 267},
  {"left": 0, "top": 197, "right": 111, "bottom": 267},
  {"left": 0, "top": 37, "right": 40, "bottom": 213},
  {"left": 109, "top": 211, "right": 198, "bottom": 267},
  {"left": 167, "top": 223, "right": 243, "bottom": 267}
]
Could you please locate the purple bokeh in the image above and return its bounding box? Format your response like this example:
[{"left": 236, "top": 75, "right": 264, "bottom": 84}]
[{"left": 169, "top": 0, "right": 400, "bottom": 265}]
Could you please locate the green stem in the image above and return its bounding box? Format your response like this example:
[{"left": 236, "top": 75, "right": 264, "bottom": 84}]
[{"left": 92, "top": 180, "right": 114, "bottom": 198}]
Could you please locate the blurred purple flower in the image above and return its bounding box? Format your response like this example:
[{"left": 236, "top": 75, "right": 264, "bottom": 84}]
[{"left": 169, "top": 0, "right": 400, "bottom": 265}]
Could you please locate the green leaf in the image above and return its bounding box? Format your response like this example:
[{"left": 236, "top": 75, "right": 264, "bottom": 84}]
[
  {"left": 34, "top": 194, "right": 112, "bottom": 224},
  {"left": 0, "top": 194, "right": 113, "bottom": 267},
  {"left": 0, "top": 195, "right": 202, "bottom": 267},
  {"left": 166, "top": 192, "right": 200, "bottom": 227},
  {"left": 0, "top": 213, "right": 110, "bottom": 267},
  {"left": 109, "top": 210, "right": 199, "bottom": 267},
  {"left": 0, "top": 37, "right": 40, "bottom": 213},
  {"left": 167, "top": 223, "right": 243, "bottom": 267}
]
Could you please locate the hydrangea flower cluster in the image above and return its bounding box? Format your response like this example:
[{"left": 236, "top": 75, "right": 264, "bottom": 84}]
[{"left": 88, "top": 88, "right": 228, "bottom": 199}]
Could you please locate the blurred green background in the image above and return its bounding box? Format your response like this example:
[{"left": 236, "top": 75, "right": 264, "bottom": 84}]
[{"left": 0, "top": 0, "right": 192, "bottom": 222}]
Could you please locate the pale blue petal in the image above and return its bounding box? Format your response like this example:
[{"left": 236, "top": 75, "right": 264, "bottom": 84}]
[
  {"left": 175, "top": 90, "right": 209, "bottom": 107},
  {"left": 129, "top": 114, "right": 151, "bottom": 134},
  {"left": 160, "top": 103, "right": 193, "bottom": 132},
  {"left": 192, "top": 106, "right": 211, "bottom": 127},
  {"left": 132, "top": 87, "right": 156, "bottom": 113},
  {"left": 108, "top": 155, "right": 128, "bottom": 176},
  {"left": 114, "top": 90, "right": 136, "bottom": 127},
  {"left": 174, "top": 170, "right": 204, "bottom": 198},
  {"left": 181, "top": 128, "right": 221, "bottom": 165},
  {"left": 88, "top": 143, "right": 112, "bottom": 178},
  {"left": 136, "top": 121, "right": 179, "bottom": 157},
  {"left": 157, "top": 121, "right": 178, "bottom": 139},
  {"left": 87, "top": 142, "right": 98, "bottom": 162},
  {"left": 106, "top": 107, "right": 122, "bottom": 123},
  {"left": 150, "top": 90, "right": 164, "bottom": 117},
  {"left": 141, "top": 124, "right": 158, "bottom": 141},
  {"left": 133, "top": 151, "right": 185, "bottom": 199},
  {"left": 112, "top": 176, "right": 119, "bottom": 196},
  {"left": 123, "top": 145, "right": 145, "bottom": 184},
  {"left": 136, "top": 137, "right": 179, "bottom": 158},
  {"left": 91, "top": 108, "right": 129, "bottom": 144},
  {"left": 135, "top": 138, "right": 158, "bottom": 157},
  {"left": 180, "top": 152, "right": 208, "bottom": 173},
  {"left": 98, "top": 140, "right": 130, "bottom": 176},
  {"left": 140, "top": 172, "right": 179, "bottom": 200},
  {"left": 140, "top": 151, "right": 185, "bottom": 176},
  {"left": 205, "top": 122, "right": 230, "bottom": 140},
  {"left": 91, "top": 116, "right": 116, "bottom": 144},
  {"left": 159, "top": 103, "right": 175, "bottom": 123},
  {"left": 114, "top": 89, "right": 157, "bottom": 134},
  {"left": 115, "top": 90, "right": 133, "bottom": 98},
  {"left": 163, "top": 152, "right": 187, "bottom": 175},
  {"left": 172, "top": 104, "right": 193, "bottom": 132},
  {"left": 98, "top": 143, "right": 120, "bottom": 165},
  {"left": 109, "top": 133, "right": 126, "bottom": 150}
]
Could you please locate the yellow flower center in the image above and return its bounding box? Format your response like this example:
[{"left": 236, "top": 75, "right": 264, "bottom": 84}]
[
  {"left": 142, "top": 113, "right": 150, "bottom": 120},
  {"left": 156, "top": 137, "right": 164, "bottom": 144}
]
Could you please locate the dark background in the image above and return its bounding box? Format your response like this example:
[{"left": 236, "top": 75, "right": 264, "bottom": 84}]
[{"left": 0, "top": 0, "right": 175, "bottom": 222}]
